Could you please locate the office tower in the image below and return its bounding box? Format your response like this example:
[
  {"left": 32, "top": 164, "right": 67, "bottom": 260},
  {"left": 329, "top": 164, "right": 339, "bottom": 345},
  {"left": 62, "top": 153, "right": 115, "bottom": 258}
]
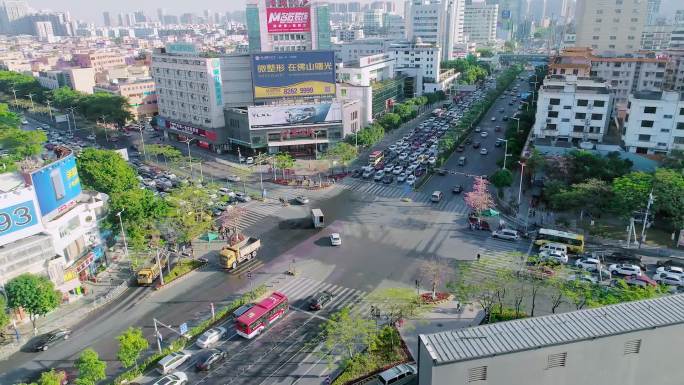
[
  {"left": 102, "top": 11, "right": 111, "bottom": 27},
  {"left": 363, "top": 9, "right": 384, "bottom": 35},
  {"left": 134, "top": 11, "right": 146, "bottom": 23},
  {"left": 575, "top": 0, "right": 647, "bottom": 53},
  {"left": 406, "top": 0, "right": 465, "bottom": 61},
  {"left": 646, "top": 0, "right": 660, "bottom": 25},
  {"left": 117, "top": 13, "right": 124, "bottom": 27},
  {"left": 0, "top": 0, "right": 29, "bottom": 34},
  {"left": 245, "top": 0, "right": 331, "bottom": 53},
  {"left": 464, "top": 1, "right": 498, "bottom": 44},
  {"left": 157, "top": 8, "right": 165, "bottom": 23}
]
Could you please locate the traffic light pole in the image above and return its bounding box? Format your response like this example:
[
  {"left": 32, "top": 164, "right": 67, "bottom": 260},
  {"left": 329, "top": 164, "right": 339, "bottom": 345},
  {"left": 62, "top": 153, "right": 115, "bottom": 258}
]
[{"left": 639, "top": 190, "right": 655, "bottom": 249}]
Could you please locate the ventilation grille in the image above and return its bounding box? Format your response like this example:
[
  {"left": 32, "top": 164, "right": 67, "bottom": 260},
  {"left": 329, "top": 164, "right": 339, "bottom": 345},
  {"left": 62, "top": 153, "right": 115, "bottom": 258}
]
[
  {"left": 546, "top": 352, "right": 567, "bottom": 369},
  {"left": 624, "top": 339, "right": 642, "bottom": 355},
  {"left": 467, "top": 366, "right": 488, "bottom": 382}
]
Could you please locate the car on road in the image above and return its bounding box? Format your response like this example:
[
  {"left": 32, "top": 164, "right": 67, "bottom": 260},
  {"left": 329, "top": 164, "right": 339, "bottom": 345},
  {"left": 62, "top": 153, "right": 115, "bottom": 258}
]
[
  {"left": 226, "top": 175, "right": 241, "bottom": 182},
  {"left": 522, "top": 265, "right": 556, "bottom": 279},
  {"left": 374, "top": 170, "right": 385, "bottom": 182},
  {"left": 492, "top": 229, "right": 519, "bottom": 241},
  {"left": 393, "top": 166, "right": 403, "bottom": 175},
  {"left": 351, "top": 169, "right": 362, "bottom": 178},
  {"left": 330, "top": 233, "right": 342, "bottom": 246},
  {"left": 608, "top": 263, "right": 642, "bottom": 276},
  {"left": 456, "top": 145, "right": 465, "bottom": 152},
  {"left": 406, "top": 175, "right": 416, "bottom": 185},
  {"left": 246, "top": 157, "right": 254, "bottom": 164},
  {"left": 196, "top": 327, "right": 227, "bottom": 348},
  {"left": 472, "top": 141, "right": 481, "bottom": 149},
  {"left": 480, "top": 131, "right": 488, "bottom": 138},
  {"left": 362, "top": 168, "right": 374, "bottom": 179},
  {"left": 566, "top": 274, "right": 599, "bottom": 285},
  {"left": 480, "top": 148, "right": 488, "bottom": 155},
  {"left": 655, "top": 265, "right": 684, "bottom": 278},
  {"left": 32, "top": 328, "right": 71, "bottom": 351},
  {"left": 157, "top": 351, "right": 192, "bottom": 374},
  {"left": 151, "top": 372, "right": 188, "bottom": 385},
  {"left": 539, "top": 250, "right": 568, "bottom": 264},
  {"left": 234, "top": 192, "right": 251, "bottom": 202},
  {"left": 452, "top": 185, "right": 463, "bottom": 194},
  {"left": 653, "top": 272, "right": 683, "bottom": 286},
  {"left": 294, "top": 196, "right": 310, "bottom": 205},
  {"left": 308, "top": 290, "right": 334, "bottom": 310},
  {"left": 397, "top": 172, "right": 407, "bottom": 182},
  {"left": 195, "top": 349, "right": 226, "bottom": 371},
  {"left": 490, "top": 117, "right": 496, "bottom": 121},
  {"left": 431, "top": 191, "right": 443, "bottom": 202},
  {"left": 474, "top": 127, "right": 481, "bottom": 132},
  {"left": 618, "top": 275, "right": 657, "bottom": 288},
  {"left": 382, "top": 174, "right": 394, "bottom": 184},
  {"left": 575, "top": 257, "right": 602, "bottom": 271},
  {"left": 86, "top": 134, "right": 96, "bottom": 141},
  {"left": 495, "top": 140, "right": 503, "bottom": 147}
]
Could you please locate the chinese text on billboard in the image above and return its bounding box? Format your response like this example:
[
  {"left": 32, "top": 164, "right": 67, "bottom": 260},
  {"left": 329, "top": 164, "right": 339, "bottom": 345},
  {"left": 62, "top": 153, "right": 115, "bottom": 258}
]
[
  {"left": 252, "top": 51, "right": 335, "bottom": 99},
  {"left": 266, "top": 7, "right": 310, "bottom": 33}
]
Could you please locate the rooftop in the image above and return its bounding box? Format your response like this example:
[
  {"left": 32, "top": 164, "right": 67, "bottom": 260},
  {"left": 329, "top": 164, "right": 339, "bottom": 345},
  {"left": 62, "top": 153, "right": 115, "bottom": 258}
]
[
  {"left": 632, "top": 91, "right": 684, "bottom": 102},
  {"left": 420, "top": 294, "right": 684, "bottom": 366}
]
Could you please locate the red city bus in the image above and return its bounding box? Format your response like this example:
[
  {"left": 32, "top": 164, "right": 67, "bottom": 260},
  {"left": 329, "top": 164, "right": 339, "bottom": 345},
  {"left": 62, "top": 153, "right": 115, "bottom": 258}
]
[
  {"left": 235, "top": 291, "right": 289, "bottom": 339},
  {"left": 369, "top": 150, "right": 384, "bottom": 166}
]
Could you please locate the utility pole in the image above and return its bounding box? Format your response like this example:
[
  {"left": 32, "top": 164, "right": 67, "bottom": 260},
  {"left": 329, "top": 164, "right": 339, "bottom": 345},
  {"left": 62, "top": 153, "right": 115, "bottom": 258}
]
[
  {"left": 66, "top": 107, "right": 77, "bottom": 133},
  {"left": 517, "top": 161, "right": 526, "bottom": 205},
  {"left": 100, "top": 115, "right": 109, "bottom": 141},
  {"left": 137, "top": 121, "right": 147, "bottom": 159},
  {"left": 155, "top": 248, "right": 165, "bottom": 286},
  {"left": 116, "top": 210, "right": 129, "bottom": 262},
  {"left": 45, "top": 99, "right": 53, "bottom": 121},
  {"left": 10, "top": 87, "right": 18, "bottom": 107},
  {"left": 26, "top": 93, "right": 35, "bottom": 112},
  {"left": 639, "top": 190, "right": 655, "bottom": 249}
]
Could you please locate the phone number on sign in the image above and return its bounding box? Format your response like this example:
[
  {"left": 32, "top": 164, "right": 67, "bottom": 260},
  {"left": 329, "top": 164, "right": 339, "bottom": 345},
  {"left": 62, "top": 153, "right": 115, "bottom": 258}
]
[{"left": 282, "top": 87, "right": 315, "bottom": 95}]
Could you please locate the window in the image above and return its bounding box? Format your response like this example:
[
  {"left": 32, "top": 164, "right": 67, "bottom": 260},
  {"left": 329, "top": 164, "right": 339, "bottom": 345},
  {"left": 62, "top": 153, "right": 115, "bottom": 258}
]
[
  {"left": 546, "top": 124, "right": 557, "bottom": 130},
  {"left": 594, "top": 100, "right": 605, "bottom": 107},
  {"left": 680, "top": 108, "right": 684, "bottom": 115},
  {"left": 638, "top": 134, "right": 651, "bottom": 142},
  {"left": 547, "top": 352, "right": 567, "bottom": 369},
  {"left": 563, "top": 105, "right": 571, "bottom": 110},
  {"left": 575, "top": 113, "right": 586, "bottom": 120},
  {"left": 641, "top": 120, "right": 654, "bottom": 128},
  {"left": 561, "top": 118, "right": 570, "bottom": 122},
  {"left": 548, "top": 111, "right": 559, "bottom": 118},
  {"left": 677, "top": 122, "right": 684, "bottom": 130},
  {"left": 577, "top": 99, "right": 588, "bottom": 106},
  {"left": 664, "top": 114, "right": 673, "bottom": 119},
  {"left": 467, "top": 366, "right": 487, "bottom": 382},
  {"left": 644, "top": 106, "right": 657, "bottom": 114},
  {"left": 549, "top": 98, "right": 560, "bottom": 105},
  {"left": 591, "top": 114, "right": 603, "bottom": 120},
  {"left": 674, "top": 137, "right": 684, "bottom": 144},
  {"left": 624, "top": 339, "right": 642, "bottom": 355},
  {"left": 573, "top": 125, "right": 584, "bottom": 132}
]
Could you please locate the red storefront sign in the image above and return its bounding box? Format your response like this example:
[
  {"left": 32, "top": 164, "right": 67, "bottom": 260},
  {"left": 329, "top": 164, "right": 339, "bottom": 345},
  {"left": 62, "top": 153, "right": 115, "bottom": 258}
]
[
  {"left": 266, "top": 7, "right": 310, "bottom": 32},
  {"left": 280, "top": 127, "right": 316, "bottom": 140},
  {"left": 165, "top": 121, "right": 218, "bottom": 141}
]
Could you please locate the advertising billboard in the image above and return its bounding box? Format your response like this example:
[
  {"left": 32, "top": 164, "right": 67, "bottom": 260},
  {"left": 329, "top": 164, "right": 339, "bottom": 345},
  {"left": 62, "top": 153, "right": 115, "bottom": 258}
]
[
  {"left": 266, "top": 7, "right": 310, "bottom": 33},
  {"left": 163, "top": 119, "right": 218, "bottom": 141},
  {"left": 248, "top": 102, "right": 341, "bottom": 129},
  {"left": 30, "top": 154, "right": 82, "bottom": 219},
  {"left": 0, "top": 187, "right": 42, "bottom": 247},
  {"left": 252, "top": 51, "right": 335, "bottom": 99}
]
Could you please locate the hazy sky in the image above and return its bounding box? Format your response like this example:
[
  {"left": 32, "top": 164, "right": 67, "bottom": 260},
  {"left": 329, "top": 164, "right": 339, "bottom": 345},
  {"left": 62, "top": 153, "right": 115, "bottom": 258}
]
[{"left": 25, "top": 0, "right": 683, "bottom": 24}]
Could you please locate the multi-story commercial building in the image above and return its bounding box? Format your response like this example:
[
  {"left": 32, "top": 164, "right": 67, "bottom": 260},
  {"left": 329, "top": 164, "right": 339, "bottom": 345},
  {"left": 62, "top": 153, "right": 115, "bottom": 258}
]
[
  {"left": 640, "top": 24, "right": 674, "bottom": 51},
  {"left": 333, "top": 37, "right": 396, "bottom": 62},
  {"left": 671, "top": 25, "right": 684, "bottom": 50},
  {"left": 334, "top": 27, "right": 364, "bottom": 42},
  {"left": 406, "top": 0, "right": 465, "bottom": 61},
  {"left": 34, "top": 21, "right": 54, "bottom": 42},
  {"left": 574, "top": 0, "right": 647, "bottom": 53},
  {"left": 245, "top": 0, "right": 332, "bottom": 53},
  {"left": 382, "top": 13, "right": 405, "bottom": 38},
  {"left": 463, "top": 0, "right": 498, "bottom": 45},
  {"left": 390, "top": 40, "right": 457, "bottom": 96},
  {"left": 646, "top": 0, "right": 661, "bottom": 25},
  {"left": 418, "top": 294, "right": 684, "bottom": 385},
  {"left": 363, "top": 9, "right": 383, "bottom": 36},
  {"left": 664, "top": 48, "right": 684, "bottom": 92},
  {"left": 102, "top": 11, "right": 112, "bottom": 27},
  {"left": 532, "top": 75, "right": 613, "bottom": 143},
  {"left": 0, "top": 0, "right": 29, "bottom": 34},
  {"left": 73, "top": 52, "right": 126, "bottom": 73},
  {"left": 94, "top": 79, "right": 158, "bottom": 120},
  {"left": 36, "top": 67, "right": 96, "bottom": 94},
  {"left": 623, "top": 91, "right": 684, "bottom": 154}
]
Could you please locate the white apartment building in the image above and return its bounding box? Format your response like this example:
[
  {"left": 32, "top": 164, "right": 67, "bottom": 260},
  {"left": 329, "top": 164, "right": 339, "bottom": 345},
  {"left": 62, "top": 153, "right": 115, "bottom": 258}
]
[
  {"left": 623, "top": 91, "right": 684, "bottom": 154},
  {"left": 406, "top": 0, "right": 464, "bottom": 61},
  {"left": 575, "top": 0, "right": 647, "bottom": 53},
  {"left": 640, "top": 24, "right": 674, "bottom": 51},
  {"left": 333, "top": 38, "right": 395, "bottom": 62},
  {"left": 151, "top": 44, "right": 226, "bottom": 147},
  {"left": 590, "top": 53, "right": 667, "bottom": 114},
  {"left": 463, "top": 1, "right": 498, "bottom": 45},
  {"left": 389, "top": 40, "right": 449, "bottom": 95},
  {"left": 665, "top": 49, "right": 684, "bottom": 92},
  {"left": 533, "top": 75, "right": 613, "bottom": 143}
]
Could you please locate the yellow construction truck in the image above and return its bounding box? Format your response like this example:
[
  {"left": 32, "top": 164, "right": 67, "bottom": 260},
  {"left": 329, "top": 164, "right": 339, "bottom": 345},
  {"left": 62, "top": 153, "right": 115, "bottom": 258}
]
[
  {"left": 219, "top": 237, "right": 261, "bottom": 270},
  {"left": 136, "top": 254, "right": 169, "bottom": 286}
]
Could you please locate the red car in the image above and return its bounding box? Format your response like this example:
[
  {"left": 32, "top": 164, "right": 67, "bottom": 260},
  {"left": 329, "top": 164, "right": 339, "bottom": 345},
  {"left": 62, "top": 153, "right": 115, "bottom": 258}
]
[{"left": 622, "top": 275, "right": 657, "bottom": 288}]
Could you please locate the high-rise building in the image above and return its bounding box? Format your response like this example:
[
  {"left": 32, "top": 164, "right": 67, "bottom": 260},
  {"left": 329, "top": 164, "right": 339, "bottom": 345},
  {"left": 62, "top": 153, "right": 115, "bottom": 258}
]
[
  {"left": 0, "top": 0, "right": 29, "bottom": 34},
  {"left": 382, "top": 13, "right": 405, "bottom": 38},
  {"left": 134, "top": 11, "right": 146, "bottom": 23},
  {"left": 646, "top": 0, "right": 660, "bottom": 25},
  {"left": 363, "top": 9, "right": 384, "bottom": 35},
  {"left": 117, "top": 13, "right": 124, "bottom": 27},
  {"left": 245, "top": 0, "right": 331, "bottom": 53},
  {"left": 463, "top": 1, "right": 498, "bottom": 44},
  {"left": 34, "top": 20, "right": 53, "bottom": 41},
  {"left": 102, "top": 11, "right": 111, "bottom": 27},
  {"left": 406, "top": 0, "right": 465, "bottom": 61},
  {"left": 157, "top": 8, "right": 165, "bottom": 23},
  {"left": 575, "top": 0, "right": 647, "bottom": 53}
]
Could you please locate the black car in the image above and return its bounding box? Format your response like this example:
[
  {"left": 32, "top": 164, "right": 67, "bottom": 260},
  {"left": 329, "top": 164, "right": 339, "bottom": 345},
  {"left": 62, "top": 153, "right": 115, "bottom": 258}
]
[
  {"left": 351, "top": 169, "right": 362, "bottom": 178},
  {"left": 437, "top": 169, "right": 448, "bottom": 176},
  {"left": 382, "top": 174, "right": 394, "bottom": 184},
  {"left": 465, "top": 137, "right": 473, "bottom": 144},
  {"left": 472, "top": 141, "right": 481, "bottom": 149},
  {"left": 33, "top": 329, "right": 71, "bottom": 352},
  {"left": 452, "top": 186, "right": 463, "bottom": 194},
  {"left": 502, "top": 116, "right": 509, "bottom": 121},
  {"left": 308, "top": 291, "right": 334, "bottom": 310},
  {"left": 195, "top": 349, "right": 226, "bottom": 371},
  {"left": 495, "top": 140, "right": 503, "bottom": 147}
]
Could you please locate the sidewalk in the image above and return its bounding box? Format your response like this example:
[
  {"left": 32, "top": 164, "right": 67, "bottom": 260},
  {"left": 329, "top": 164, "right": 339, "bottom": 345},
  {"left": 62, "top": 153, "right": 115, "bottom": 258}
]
[{"left": 0, "top": 247, "right": 133, "bottom": 360}]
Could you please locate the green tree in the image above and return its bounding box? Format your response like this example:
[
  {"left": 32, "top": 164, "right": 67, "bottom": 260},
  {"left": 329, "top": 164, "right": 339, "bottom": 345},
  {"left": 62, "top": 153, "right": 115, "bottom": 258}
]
[
  {"left": 661, "top": 149, "right": 684, "bottom": 170},
  {"left": 116, "top": 327, "right": 149, "bottom": 368},
  {"left": 393, "top": 104, "right": 414, "bottom": 121},
  {"left": 145, "top": 144, "right": 183, "bottom": 165},
  {"left": 274, "top": 152, "right": 295, "bottom": 178},
  {"left": 108, "top": 188, "right": 168, "bottom": 250},
  {"left": 50, "top": 87, "right": 82, "bottom": 109},
  {"left": 76, "top": 148, "right": 139, "bottom": 194},
  {"left": 367, "top": 287, "right": 421, "bottom": 324},
  {"left": 378, "top": 112, "right": 401, "bottom": 129},
  {"left": 0, "top": 296, "right": 10, "bottom": 330},
  {"left": 321, "top": 307, "right": 375, "bottom": 359},
  {"left": 0, "top": 70, "right": 47, "bottom": 102},
  {"left": 611, "top": 171, "right": 653, "bottom": 216},
  {"left": 524, "top": 149, "right": 546, "bottom": 180},
  {"left": 490, "top": 169, "right": 513, "bottom": 197},
  {"left": 0, "top": 102, "right": 20, "bottom": 128},
  {"left": 75, "top": 348, "right": 107, "bottom": 385},
  {"left": 324, "top": 142, "right": 358, "bottom": 172},
  {"left": 35, "top": 369, "right": 66, "bottom": 385},
  {"left": 0, "top": 127, "right": 46, "bottom": 160},
  {"left": 5, "top": 274, "right": 61, "bottom": 331},
  {"left": 652, "top": 168, "right": 684, "bottom": 230},
  {"left": 165, "top": 185, "right": 213, "bottom": 245}
]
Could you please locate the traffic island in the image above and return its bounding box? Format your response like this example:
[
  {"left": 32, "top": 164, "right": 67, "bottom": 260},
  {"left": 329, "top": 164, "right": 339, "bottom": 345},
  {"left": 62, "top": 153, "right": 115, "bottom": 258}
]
[
  {"left": 153, "top": 258, "right": 207, "bottom": 290},
  {"left": 420, "top": 292, "right": 454, "bottom": 305}
]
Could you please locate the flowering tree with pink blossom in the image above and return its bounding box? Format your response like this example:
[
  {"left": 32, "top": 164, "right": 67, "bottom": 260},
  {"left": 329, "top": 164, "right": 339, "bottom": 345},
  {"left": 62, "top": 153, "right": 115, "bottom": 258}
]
[{"left": 464, "top": 177, "right": 495, "bottom": 216}]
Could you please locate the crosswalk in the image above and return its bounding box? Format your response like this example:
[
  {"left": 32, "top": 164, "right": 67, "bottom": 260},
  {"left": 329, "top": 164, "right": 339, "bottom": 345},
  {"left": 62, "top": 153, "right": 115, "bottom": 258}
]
[
  {"left": 459, "top": 231, "right": 534, "bottom": 281},
  {"left": 339, "top": 178, "right": 470, "bottom": 215},
  {"left": 276, "top": 276, "right": 372, "bottom": 319}
]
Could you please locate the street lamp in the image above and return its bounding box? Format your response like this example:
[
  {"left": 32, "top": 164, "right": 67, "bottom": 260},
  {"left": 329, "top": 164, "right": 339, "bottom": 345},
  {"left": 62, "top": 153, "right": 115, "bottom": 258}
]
[
  {"left": 498, "top": 138, "right": 510, "bottom": 169},
  {"left": 517, "top": 161, "right": 526, "bottom": 206},
  {"left": 512, "top": 116, "right": 521, "bottom": 133},
  {"left": 137, "top": 121, "right": 147, "bottom": 160},
  {"left": 25, "top": 93, "right": 35, "bottom": 112},
  {"left": 45, "top": 99, "right": 53, "bottom": 122},
  {"left": 115, "top": 210, "right": 129, "bottom": 263},
  {"left": 185, "top": 138, "right": 198, "bottom": 179}
]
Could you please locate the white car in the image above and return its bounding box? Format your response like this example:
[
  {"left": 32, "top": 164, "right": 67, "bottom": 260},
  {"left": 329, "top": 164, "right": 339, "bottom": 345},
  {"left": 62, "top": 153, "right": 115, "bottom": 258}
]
[
  {"left": 655, "top": 265, "right": 684, "bottom": 278},
  {"left": 491, "top": 117, "right": 496, "bottom": 121},
  {"left": 388, "top": 144, "right": 397, "bottom": 152},
  {"left": 330, "top": 233, "right": 342, "bottom": 246},
  {"left": 374, "top": 170, "right": 385, "bottom": 181},
  {"left": 398, "top": 153, "right": 409, "bottom": 161},
  {"left": 491, "top": 229, "right": 519, "bottom": 241},
  {"left": 406, "top": 175, "right": 417, "bottom": 185},
  {"left": 397, "top": 172, "right": 407, "bottom": 182},
  {"left": 393, "top": 166, "right": 403, "bottom": 175},
  {"left": 575, "top": 257, "right": 602, "bottom": 271},
  {"left": 480, "top": 131, "right": 488, "bottom": 138},
  {"left": 196, "top": 326, "right": 227, "bottom": 348},
  {"left": 427, "top": 156, "right": 436, "bottom": 165},
  {"left": 226, "top": 175, "right": 241, "bottom": 182},
  {"left": 246, "top": 157, "right": 254, "bottom": 164},
  {"left": 608, "top": 263, "right": 642, "bottom": 276},
  {"left": 480, "top": 148, "right": 488, "bottom": 155},
  {"left": 152, "top": 372, "right": 188, "bottom": 385},
  {"left": 653, "top": 272, "right": 683, "bottom": 286},
  {"left": 539, "top": 250, "right": 568, "bottom": 264}
]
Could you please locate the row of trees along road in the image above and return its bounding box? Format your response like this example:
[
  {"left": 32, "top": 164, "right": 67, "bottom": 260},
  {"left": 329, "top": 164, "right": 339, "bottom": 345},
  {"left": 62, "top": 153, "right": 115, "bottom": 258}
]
[
  {"left": 0, "top": 103, "right": 47, "bottom": 171},
  {"left": 0, "top": 70, "right": 132, "bottom": 126}
]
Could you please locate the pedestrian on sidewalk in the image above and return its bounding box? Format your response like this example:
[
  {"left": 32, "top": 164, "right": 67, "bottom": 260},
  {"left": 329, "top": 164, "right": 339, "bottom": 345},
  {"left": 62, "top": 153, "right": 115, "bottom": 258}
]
[{"left": 477, "top": 253, "right": 481, "bottom": 261}]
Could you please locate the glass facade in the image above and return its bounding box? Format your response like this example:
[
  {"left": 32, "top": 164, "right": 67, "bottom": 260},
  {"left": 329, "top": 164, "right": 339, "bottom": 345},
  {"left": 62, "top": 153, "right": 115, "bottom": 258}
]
[
  {"left": 371, "top": 75, "right": 406, "bottom": 117},
  {"left": 315, "top": 5, "right": 331, "bottom": 50},
  {"left": 246, "top": 5, "right": 261, "bottom": 53}
]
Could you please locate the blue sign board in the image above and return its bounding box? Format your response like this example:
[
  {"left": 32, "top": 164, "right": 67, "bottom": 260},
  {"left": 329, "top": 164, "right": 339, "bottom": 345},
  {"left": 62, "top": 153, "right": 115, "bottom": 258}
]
[
  {"left": 0, "top": 200, "right": 39, "bottom": 237},
  {"left": 502, "top": 10, "right": 511, "bottom": 19},
  {"left": 179, "top": 323, "right": 188, "bottom": 335},
  {"left": 251, "top": 51, "right": 336, "bottom": 99},
  {"left": 30, "top": 155, "right": 82, "bottom": 218},
  {"left": 212, "top": 59, "right": 223, "bottom": 107}
]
